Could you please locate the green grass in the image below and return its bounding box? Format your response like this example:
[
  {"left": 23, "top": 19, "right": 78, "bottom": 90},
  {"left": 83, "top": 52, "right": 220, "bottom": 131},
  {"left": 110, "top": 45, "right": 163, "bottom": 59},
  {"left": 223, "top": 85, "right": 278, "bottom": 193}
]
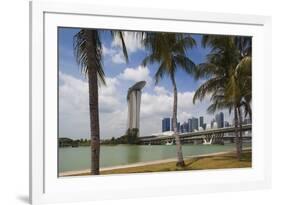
[{"left": 101, "top": 150, "right": 251, "bottom": 175}]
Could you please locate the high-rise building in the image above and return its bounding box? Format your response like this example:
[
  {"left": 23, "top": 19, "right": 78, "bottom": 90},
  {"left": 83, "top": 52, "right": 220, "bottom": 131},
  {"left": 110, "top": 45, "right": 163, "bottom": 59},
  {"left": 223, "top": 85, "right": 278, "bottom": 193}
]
[
  {"left": 224, "top": 121, "right": 230, "bottom": 127},
  {"left": 177, "top": 122, "right": 180, "bottom": 132},
  {"left": 127, "top": 81, "right": 146, "bottom": 136},
  {"left": 211, "top": 119, "right": 216, "bottom": 128},
  {"left": 188, "top": 118, "right": 192, "bottom": 132},
  {"left": 183, "top": 122, "right": 189, "bottom": 132},
  {"left": 192, "top": 117, "right": 199, "bottom": 131},
  {"left": 199, "top": 116, "right": 204, "bottom": 128},
  {"left": 162, "top": 118, "right": 171, "bottom": 132},
  {"left": 203, "top": 123, "right": 207, "bottom": 130},
  {"left": 215, "top": 112, "right": 224, "bottom": 128},
  {"left": 180, "top": 124, "right": 184, "bottom": 133}
]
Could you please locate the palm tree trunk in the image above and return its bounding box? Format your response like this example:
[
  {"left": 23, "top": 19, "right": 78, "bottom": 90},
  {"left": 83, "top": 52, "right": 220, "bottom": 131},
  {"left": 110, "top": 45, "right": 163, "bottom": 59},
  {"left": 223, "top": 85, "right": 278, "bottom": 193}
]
[
  {"left": 234, "top": 107, "right": 241, "bottom": 160},
  {"left": 85, "top": 30, "right": 100, "bottom": 175},
  {"left": 171, "top": 74, "right": 185, "bottom": 167},
  {"left": 238, "top": 106, "right": 243, "bottom": 161}
]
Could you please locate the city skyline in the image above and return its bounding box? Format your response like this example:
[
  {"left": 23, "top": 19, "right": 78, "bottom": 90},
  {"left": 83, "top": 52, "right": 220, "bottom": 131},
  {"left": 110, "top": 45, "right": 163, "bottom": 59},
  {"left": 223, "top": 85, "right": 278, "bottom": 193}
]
[{"left": 161, "top": 112, "right": 233, "bottom": 134}]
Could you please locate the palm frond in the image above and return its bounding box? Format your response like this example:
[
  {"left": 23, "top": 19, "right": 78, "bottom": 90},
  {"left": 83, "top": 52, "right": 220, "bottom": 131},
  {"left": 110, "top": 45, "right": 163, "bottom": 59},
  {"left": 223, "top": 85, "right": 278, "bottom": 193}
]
[
  {"left": 111, "top": 31, "right": 129, "bottom": 63},
  {"left": 73, "top": 29, "right": 106, "bottom": 85},
  {"left": 174, "top": 55, "right": 196, "bottom": 75}
]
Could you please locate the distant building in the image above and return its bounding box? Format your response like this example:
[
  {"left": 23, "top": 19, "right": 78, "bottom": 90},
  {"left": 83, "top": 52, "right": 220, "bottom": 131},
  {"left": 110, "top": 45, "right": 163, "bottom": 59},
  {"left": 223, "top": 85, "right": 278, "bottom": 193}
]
[
  {"left": 184, "top": 122, "right": 189, "bottom": 132},
  {"left": 162, "top": 118, "right": 171, "bottom": 132},
  {"left": 211, "top": 119, "right": 216, "bottom": 128},
  {"left": 203, "top": 123, "right": 207, "bottom": 130},
  {"left": 127, "top": 81, "right": 146, "bottom": 136},
  {"left": 191, "top": 117, "right": 199, "bottom": 131},
  {"left": 199, "top": 116, "right": 204, "bottom": 128},
  {"left": 177, "top": 122, "right": 180, "bottom": 132},
  {"left": 215, "top": 112, "right": 224, "bottom": 128},
  {"left": 224, "top": 121, "right": 230, "bottom": 127},
  {"left": 180, "top": 124, "right": 184, "bottom": 133},
  {"left": 188, "top": 118, "right": 192, "bottom": 132}
]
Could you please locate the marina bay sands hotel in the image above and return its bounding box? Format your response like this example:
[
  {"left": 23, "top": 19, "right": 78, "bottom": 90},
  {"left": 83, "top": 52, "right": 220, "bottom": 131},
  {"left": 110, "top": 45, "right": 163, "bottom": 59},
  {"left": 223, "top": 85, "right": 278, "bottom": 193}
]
[{"left": 127, "top": 81, "right": 146, "bottom": 136}]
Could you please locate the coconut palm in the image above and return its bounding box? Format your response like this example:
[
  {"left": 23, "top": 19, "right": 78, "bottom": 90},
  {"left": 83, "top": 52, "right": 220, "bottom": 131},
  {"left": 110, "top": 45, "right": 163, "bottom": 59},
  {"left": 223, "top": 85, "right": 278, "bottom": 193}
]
[
  {"left": 193, "top": 35, "right": 252, "bottom": 160},
  {"left": 142, "top": 32, "right": 196, "bottom": 167},
  {"left": 193, "top": 36, "right": 239, "bottom": 158},
  {"left": 73, "top": 29, "right": 128, "bottom": 174}
]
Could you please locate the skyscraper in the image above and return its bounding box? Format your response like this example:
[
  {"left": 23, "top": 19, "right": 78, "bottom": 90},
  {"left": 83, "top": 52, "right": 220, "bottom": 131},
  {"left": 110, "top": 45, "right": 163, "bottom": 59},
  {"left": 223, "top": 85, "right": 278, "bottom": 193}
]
[
  {"left": 127, "top": 81, "right": 146, "bottom": 136},
  {"left": 183, "top": 122, "right": 189, "bottom": 133},
  {"left": 224, "top": 121, "right": 230, "bottom": 127},
  {"left": 188, "top": 118, "right": 192, "bottom": 132},
  {"left": 177, "top": 122, "right": 180, "bottom": 132},
  {"left": 211, "top": 119, "right": 216, "bottom": 128},
  {"left": 180, "top": 124, "right": 184, "bottom": 133},
  {"left": 215, "top": 112, "right": 224, "bottom": 128},
  {"left": 199, "top": 116, "right": 204, "bottom": 128},
  {"left": 162, "top": 118, "right": 171, "bottom": 132},
  {"left": 192, "top": 117, "right": 199, "bottom": 131}
]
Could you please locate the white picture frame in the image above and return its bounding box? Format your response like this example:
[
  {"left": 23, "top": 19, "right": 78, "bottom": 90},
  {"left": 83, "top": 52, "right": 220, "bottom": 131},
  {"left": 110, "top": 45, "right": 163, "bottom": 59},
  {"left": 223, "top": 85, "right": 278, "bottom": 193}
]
[{"left": 30, "top": 0, "right": 272, "bottom": 204}]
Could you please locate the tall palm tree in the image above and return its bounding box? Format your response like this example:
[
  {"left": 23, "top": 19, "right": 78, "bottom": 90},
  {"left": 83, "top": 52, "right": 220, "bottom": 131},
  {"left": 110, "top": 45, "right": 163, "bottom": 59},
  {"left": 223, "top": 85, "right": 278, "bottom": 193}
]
[
  {"left": 225, "top": 54, "right": 251, "bottom": 159},
  {"left": 73, "top": 29, "right": 128, "bottom": 175},
  {"left": 193, "top": 35, "right": 252, "bottom": 160},
  {"left": 193, "top": 36, "right": 241, "bottom": 159},
  {"left": 142, "top": 32, "right": 196, "bottom": 167}
]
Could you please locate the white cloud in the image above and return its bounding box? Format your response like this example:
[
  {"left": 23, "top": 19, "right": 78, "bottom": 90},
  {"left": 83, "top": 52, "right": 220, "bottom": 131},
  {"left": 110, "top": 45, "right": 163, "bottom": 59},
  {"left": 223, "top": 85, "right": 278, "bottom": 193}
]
[
  {"left": 118, "top": 65, "right": 152, "bottom": 85},
  {"left": 102, "top": 44, "right": 126, "bottom": 64},
  {"left": 138, "top": 86, "right": 199, "bottom": 135},
  {"left": 59, "top": 71, "right": 232, "bottom": 139},
  {"left": 112, "top": 32, "right": 143, "bottom": 53},
  {"left": 112, "top": 52, "right": 126, "bottom": 64},
  {"left": 102, "top": 32, "right": 143, "bottom": 65},
  {"left": 154, "top": 86, "right": 171, "bottom": 95},
  {"left": 59, "top": 72, "right": 126, "bottom": 138}
]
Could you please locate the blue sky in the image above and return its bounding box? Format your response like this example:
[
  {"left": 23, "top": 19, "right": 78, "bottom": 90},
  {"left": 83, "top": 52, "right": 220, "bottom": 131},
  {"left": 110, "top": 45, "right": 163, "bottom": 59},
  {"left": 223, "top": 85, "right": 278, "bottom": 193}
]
[
  {"left": 58, "top": 28, "right": 210, "bottom": 91},
  {"left": 58, "top": 28, "right": 231, "bottom": 139}
]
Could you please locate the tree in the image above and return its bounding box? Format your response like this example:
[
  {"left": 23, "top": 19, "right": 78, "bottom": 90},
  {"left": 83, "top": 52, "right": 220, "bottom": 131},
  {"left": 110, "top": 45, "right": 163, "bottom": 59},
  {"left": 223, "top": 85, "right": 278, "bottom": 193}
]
[
  {"left": 142, "top": 32, "right": 196, "bottom": 166},
  {"left": 193, "top": 35, "right": 252, "bottom": 160},
  {"left": 73, "top": 29, "right": 128, "bottom": 174}
]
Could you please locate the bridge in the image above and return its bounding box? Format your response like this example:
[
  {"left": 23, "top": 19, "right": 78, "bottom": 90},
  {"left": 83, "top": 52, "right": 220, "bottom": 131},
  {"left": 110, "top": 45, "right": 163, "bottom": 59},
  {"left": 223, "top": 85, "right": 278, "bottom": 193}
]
[{"left": 139, "top": 124, "right": 252, "bottom": 145}]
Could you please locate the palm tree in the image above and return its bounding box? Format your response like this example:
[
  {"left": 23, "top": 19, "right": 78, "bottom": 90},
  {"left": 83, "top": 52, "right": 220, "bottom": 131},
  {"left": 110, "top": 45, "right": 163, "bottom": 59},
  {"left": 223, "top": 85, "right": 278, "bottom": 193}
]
[
  {"left": 225, "top": 55, "right": 251, "bottom": 159},
  {"left": 73, "top": 29, "right": 128, "bottom": 175},
  {"left": 193, "top": 35, "right": 252, "bottom": 160},
  {"left": 142, "top": 32, "right": 196, "bottom": 167}
]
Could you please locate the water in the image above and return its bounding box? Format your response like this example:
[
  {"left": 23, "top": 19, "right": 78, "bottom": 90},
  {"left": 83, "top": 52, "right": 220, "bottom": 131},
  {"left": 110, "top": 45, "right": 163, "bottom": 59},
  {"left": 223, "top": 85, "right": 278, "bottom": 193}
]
[{"left": 59, "top": 143, "right": 251, "bottom": 173}]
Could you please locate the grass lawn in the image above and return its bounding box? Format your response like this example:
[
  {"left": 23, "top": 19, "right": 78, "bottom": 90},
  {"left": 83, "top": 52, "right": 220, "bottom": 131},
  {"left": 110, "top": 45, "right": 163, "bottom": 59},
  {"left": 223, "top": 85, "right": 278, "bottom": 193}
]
[{"left": 100, "top": 149, "right": 252, "bottom": 175}]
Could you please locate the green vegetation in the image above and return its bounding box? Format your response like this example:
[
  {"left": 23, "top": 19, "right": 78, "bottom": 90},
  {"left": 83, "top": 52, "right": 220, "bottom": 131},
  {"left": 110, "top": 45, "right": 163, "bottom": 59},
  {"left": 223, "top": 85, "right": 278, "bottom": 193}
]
[
  {"left": 58, "top": 138, "right": 90, "bottom": 147},
  {"left": 101, "top": 128, "right": 140, "bottom": 145},
  {"left": 193, "top": 36, "right": 252, "bottom": 160}
]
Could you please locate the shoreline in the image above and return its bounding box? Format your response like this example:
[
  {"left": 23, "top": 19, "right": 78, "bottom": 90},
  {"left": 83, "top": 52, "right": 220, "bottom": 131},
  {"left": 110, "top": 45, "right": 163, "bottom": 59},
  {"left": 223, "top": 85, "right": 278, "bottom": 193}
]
[{"left": 59, "top": 148, "right": 251, "bottom": 177}]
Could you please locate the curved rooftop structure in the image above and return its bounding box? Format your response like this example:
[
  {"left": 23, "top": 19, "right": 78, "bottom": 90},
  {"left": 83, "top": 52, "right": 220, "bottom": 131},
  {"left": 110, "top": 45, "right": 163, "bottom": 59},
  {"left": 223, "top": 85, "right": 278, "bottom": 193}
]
[{"left": 127, "top": 81, "right": 146, "bottom": 100}]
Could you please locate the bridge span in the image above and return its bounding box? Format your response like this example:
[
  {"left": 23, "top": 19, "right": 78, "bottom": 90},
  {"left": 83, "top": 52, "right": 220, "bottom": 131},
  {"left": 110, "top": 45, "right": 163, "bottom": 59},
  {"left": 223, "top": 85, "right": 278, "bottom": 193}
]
[{"left": 139, "top": 124, "right": 252, "bottom": 145}]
